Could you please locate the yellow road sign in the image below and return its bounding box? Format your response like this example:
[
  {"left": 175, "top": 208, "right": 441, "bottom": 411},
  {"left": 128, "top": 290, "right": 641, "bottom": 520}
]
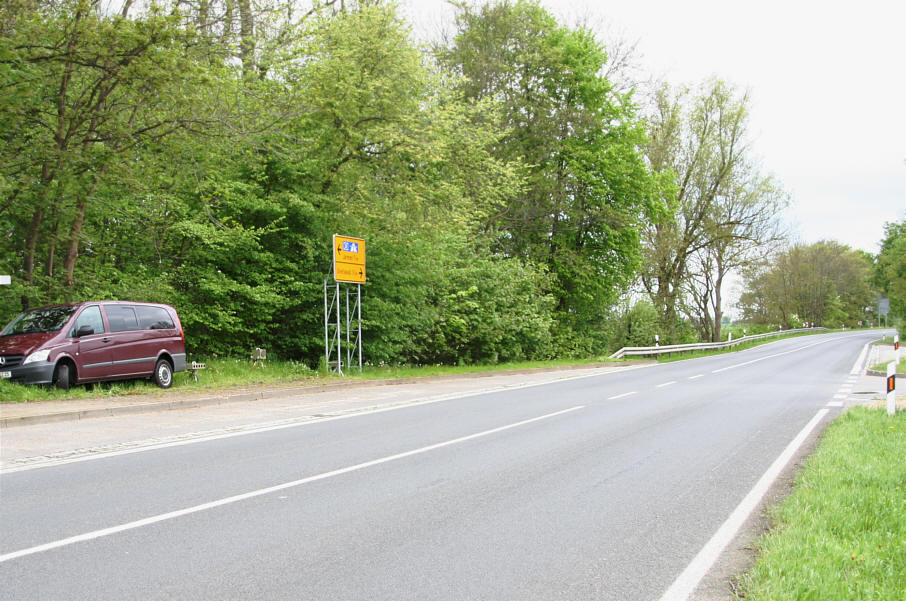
[{"left": 333, "top": 234, "right": 366, "bottom": 283}]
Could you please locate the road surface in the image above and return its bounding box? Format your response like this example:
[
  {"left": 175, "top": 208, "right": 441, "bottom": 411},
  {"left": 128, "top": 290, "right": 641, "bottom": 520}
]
[{"left": 0, "top": 331, "right": 880, "bottom": 600}]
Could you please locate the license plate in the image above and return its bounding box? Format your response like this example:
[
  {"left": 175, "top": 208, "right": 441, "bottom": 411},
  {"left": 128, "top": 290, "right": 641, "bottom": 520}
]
[{"left": 1, "top": 371, "right": 11, "bottom": 379}]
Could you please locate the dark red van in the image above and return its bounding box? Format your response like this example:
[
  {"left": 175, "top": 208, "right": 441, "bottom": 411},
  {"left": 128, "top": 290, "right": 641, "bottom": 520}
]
[{"left": 0, "top": 301, "right": 186, "bottom": 389}]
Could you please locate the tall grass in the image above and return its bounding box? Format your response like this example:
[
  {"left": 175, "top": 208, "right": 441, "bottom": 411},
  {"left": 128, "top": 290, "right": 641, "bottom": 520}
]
[{"left": 739, "top": 407, "right": 906, "bottom": 600}]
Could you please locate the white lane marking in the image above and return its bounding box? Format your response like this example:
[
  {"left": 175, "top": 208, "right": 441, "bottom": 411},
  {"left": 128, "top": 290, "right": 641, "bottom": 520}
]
[
  {"left": 688, "top": 374, "right": 705, "bottom": 380},
  {"left": 607, "top": 391, "right": 638, "bottom": 400},
  {"left": 833, "top": 394, "right": 846, "bottom": 399},
  {"left": 850, "top": 343, "right": 870, "bottom": 376},
  {"left": 0, "top": 406, "right": 584, "bottom": 564},
  {"left": 827, "top": 401, "right": 845, "bottom": 407},
  {"left": 657, "top": 381, "right": 677, "bottom": 388},
  {"left": 4, "top": 366, "right": 653, "bottom": 475},
  {"left": 711, "top": 337, "right": 845, "bottom": 374},
  {"left": 658, "top": 408, "right": 829, "bottom": 601}
]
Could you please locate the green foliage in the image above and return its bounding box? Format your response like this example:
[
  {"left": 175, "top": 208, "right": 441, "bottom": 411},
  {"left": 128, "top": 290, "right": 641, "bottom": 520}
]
[
  {"left": 740, "top": 407, "right": 906, "bottom": 600},
  {"left": 0, "top": 0, "right": 654, "bottom": 366},
  {"left": 439, "top": 1, "right": 657, "bottom": 345},
  {"left": 610, "top": 300, "right": 660, "bottom": 348},
  {"left": 874, "top": 219, "right": 906, "bottom": 320},
  {"left": 739, "top": 241, "right": 875, "bottom": 328}
]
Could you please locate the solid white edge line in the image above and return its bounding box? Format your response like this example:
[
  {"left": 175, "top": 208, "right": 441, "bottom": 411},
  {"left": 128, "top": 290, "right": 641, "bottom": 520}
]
[
  {"left": 0, "top": 405, "right": 584, "bottom": 564},
  {"left": 850, "top": 342, "right": 870, "bottom": 376},
  {"left": 657, "top": 408, "right": 830, "bottom": 601},
  {"left": 2, "top": 366, "right": 652, "bottom": 475}
]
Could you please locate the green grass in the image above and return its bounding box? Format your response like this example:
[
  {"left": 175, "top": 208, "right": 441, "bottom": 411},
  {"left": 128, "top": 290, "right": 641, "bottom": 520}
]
[
  {"left": 0, "top": 357, "right": 319, "bottom": 403},
  {"left": 0, "top": 356, "right": 613, "bottom": 403},
  {"left": 869, "top": 357, "right": 906, "bottom": 373},
  {"left": 738, "top": 407, "right": 906, "bottom": 600}
]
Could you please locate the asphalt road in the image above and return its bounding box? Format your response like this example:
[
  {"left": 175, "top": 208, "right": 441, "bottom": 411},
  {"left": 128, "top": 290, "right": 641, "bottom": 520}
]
[{"left": 0, "top": 331, "right": 880, "bottom": 600}]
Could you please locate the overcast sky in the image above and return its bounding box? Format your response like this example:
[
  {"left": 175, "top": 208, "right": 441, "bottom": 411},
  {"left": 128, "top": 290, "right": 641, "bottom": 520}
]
[{"left": 400, "top": 0, "right": 906, "bottom": 255}]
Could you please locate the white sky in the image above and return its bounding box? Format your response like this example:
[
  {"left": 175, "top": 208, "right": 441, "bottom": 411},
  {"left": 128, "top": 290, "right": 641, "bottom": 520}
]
[{"left": 400, "top": 0, "right": 906, "bottom": 255}]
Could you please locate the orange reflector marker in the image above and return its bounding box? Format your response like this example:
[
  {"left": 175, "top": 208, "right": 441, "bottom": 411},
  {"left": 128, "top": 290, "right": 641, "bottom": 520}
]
[{"left": 888, "top": 375, "right": 896, "bottom": 394}]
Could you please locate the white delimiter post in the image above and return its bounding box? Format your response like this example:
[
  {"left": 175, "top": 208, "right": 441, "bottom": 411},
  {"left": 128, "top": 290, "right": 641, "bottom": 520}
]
[{"left": 887, "top": 361, "right": 897, "bottom": 416}]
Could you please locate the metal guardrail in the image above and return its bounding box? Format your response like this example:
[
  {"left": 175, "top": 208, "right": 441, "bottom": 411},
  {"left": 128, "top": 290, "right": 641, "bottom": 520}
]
[{"left": 608, "top": 327, "right": 830, "bottom": 359}]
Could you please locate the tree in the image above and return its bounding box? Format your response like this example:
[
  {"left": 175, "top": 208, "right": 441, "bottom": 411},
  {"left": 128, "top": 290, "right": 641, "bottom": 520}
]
[
  {"left": 874, "top": 219, "right": 906, "bottom": 328},
  {"left": 1, "top": 0, "right": 210, "bottom": 305},
  {"left": 739, "top": 241, "right": 874, "bottom": 328},
  {"left": 438, "top": 0, "right": 658, "bottom": 352},
  {"left": 641, "top": 79, "right": 785, "bottom": 342},
  {"left": 687, "top": 166, "right": 787, "bottom": 341}
]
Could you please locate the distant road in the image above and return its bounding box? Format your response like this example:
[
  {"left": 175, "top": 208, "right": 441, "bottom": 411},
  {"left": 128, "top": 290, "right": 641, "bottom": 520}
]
[{"left": 0, "top": 331, "right": 878, "bottom": 600}]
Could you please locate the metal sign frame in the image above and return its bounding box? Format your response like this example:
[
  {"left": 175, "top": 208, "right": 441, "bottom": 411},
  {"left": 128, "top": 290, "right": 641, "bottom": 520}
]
[{"left": 324, "top": 281, "right": 362, "bottom": 376}]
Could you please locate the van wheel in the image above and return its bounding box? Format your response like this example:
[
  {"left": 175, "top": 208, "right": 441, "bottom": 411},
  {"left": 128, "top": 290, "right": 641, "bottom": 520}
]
[
  {"left": 53, "top": 363, "right": 71, "bottom": 391},
  {"left": 153, "top": 358, "right": 173, "bottom": 388}
]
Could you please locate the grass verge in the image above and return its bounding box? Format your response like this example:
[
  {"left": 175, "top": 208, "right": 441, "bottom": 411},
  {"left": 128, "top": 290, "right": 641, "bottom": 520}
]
[
  {"left": 738, "top": 407, "right": 906, "bottom": 600},
  {"left": 0, "top": 357, "right": 612, "bottom": 403},
  {"left": 870, "top": 357, "right": 906, "bottom": 373}
]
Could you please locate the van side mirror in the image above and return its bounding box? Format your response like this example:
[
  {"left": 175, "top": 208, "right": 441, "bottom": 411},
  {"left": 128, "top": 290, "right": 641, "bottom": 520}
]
[{"left": 76, "top": 325, "right": 94, "bottom": 337}]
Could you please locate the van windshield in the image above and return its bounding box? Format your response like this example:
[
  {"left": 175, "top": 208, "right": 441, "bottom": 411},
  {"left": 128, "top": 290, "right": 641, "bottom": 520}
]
[{"left": 1, "top": 306, "right": 77, "bottom": 336}]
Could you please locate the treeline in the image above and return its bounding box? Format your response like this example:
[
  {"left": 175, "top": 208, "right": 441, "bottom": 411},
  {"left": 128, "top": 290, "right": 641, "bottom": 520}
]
[{"left": 0, "top": 0, "right": 894, "bottom": 365}]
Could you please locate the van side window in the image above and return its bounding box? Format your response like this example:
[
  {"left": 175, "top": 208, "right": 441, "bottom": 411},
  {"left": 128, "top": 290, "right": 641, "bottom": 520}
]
[
  {"left": 71, "top": 306, "right": 105, "bottom": 337},
  {"left": 136, "top": 306, "right": 175, "bottom": 330},
  {"left": 106, "top": 305, "right": 139, "bottom": 332}
]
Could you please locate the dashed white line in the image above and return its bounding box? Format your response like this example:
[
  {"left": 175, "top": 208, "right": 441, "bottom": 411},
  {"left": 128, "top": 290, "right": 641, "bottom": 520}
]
[
  {"left": 0, "top": 405, "right": 585, "bottom": 564},
  {"left": 657, "top": 381, "right": 677, "bottom": 388},
  {"left": 607, "top": 391, "right": 638, "bottom": 400},
  {"left": 711, "top": 337, "right": 844, "bottom": 374},
  {"left": 688, "top": 374, "right": 705, "bottom": 380},
  {"left": 827, "top": 401, "right": 845, "bottom": 408}
]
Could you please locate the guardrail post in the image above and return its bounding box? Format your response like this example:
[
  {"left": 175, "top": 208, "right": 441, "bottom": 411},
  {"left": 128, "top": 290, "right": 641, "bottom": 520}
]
[{"left": 887, "top": 361, "right": 897, "bottom": 416}]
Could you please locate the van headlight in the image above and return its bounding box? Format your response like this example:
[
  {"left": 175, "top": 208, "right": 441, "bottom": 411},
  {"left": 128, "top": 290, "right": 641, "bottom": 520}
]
[{"left": 23, "top": 349, "right": 51, "bottom": 365}]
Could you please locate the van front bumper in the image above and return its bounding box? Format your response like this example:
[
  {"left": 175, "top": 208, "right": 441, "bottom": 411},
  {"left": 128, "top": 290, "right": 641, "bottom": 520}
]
[{"left": 1, "top": 362, "right": 56, "bottom": 386}]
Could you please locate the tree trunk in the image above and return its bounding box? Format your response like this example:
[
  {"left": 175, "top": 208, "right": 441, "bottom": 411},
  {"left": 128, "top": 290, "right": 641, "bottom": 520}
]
[
  {"left": 63, "top": 196, "right": 88, "bottom": 287},
  {"left": 23, "top": 206, "right": 43, "bottom": 284},
  {"left": 63, "top": 165, "right": 106, "bottom": 287},
  {"left": 238, "top": 0, "right": 255, "bottom": 79}
]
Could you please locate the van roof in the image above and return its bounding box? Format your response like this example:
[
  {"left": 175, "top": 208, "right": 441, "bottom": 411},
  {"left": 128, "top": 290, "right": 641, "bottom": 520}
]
[{"left": 26, "top": 300, "right": 174, "bottom": 311}]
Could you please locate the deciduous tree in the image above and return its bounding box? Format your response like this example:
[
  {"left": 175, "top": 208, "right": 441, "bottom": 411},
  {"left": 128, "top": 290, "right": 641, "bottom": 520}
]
[
  {"left": 439, "top": 0, "right": 658, "bottom": 351},
  {"left": 641, "top": 79, "right": 785, "bottom": 342}
]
